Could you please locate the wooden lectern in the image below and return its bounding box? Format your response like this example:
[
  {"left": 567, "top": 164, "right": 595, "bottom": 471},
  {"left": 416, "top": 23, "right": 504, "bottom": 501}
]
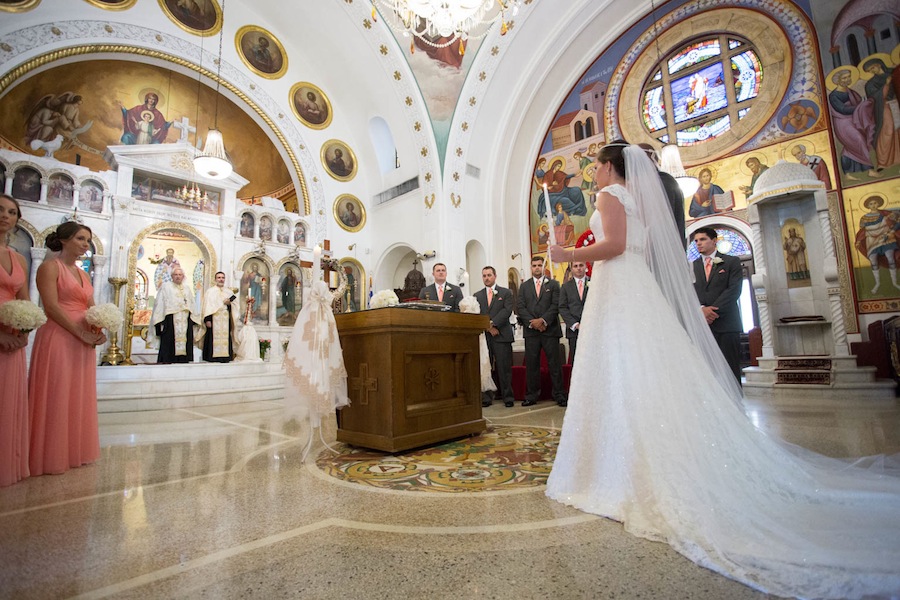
[{"left": 334, "top": 307, "right": 489, "bottom": 452}]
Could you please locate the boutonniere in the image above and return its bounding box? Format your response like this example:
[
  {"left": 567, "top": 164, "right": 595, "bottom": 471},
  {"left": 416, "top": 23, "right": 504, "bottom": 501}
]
[{"left": 711, "top": 256, "right": 724, "bottom": 266}]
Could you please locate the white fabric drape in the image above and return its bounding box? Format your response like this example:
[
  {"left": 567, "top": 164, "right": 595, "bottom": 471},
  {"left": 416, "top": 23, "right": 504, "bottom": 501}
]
[{"left": 284, "top": 280, "right": 349, "bottom": 427}]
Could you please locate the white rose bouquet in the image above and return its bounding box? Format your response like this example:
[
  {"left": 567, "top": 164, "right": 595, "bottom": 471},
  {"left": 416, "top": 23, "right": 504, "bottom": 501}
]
[
  {"left": 0, "top": 300, "right": 46, "bottom": 334},
  {"left": 85, "top": 303, "right": 124, "bottom": 331},
  {"left": 369, "top": 289, "right": 399, "bottom": 309}
]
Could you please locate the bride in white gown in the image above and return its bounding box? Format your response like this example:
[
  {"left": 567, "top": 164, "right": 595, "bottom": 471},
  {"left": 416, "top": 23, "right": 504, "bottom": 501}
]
[{"left": 546, "top": 143, "right": 900, "bottom": 600}]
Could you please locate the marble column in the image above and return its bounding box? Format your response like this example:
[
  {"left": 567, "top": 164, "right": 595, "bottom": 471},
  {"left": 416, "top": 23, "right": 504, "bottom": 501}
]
[
  {"left": 38, "top": 177, "right": 48, "bottom": 205},
  {"left": 29, "top": 247, "right": 47, "bottom": 304},
  {"left": 92, "top": 254, "right": 110, "bottom": 305}
]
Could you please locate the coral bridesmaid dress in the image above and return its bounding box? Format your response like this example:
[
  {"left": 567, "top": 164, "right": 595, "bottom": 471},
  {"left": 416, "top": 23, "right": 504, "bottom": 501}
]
[
  {"left": 28, "top": 261, "right": 99, "bottom": 475},
  {"left": 0, "top": 247, "right": 29, "bottom": 486}
]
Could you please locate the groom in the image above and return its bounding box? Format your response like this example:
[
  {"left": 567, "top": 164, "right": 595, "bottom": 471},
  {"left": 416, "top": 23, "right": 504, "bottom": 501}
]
[{"left": 691, "top": 227, "right": 744, "bottom": 383}]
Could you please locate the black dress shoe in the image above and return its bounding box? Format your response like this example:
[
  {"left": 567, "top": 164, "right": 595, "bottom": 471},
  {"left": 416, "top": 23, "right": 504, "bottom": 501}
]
[
  {"left": 522, "top": 399, "right": 537, "bottom": 407},
  {"left": 504, "top": 400, "right": 514, "bottom": 408},
  {"left": 482, "top": 400, "right": 492, "bottom": 408},
  {"left": 556, "top": 399, "right": 568, "bottom": 407}
]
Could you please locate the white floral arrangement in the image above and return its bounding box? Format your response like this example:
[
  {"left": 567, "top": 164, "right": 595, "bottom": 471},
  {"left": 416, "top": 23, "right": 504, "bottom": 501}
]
[
  {"left": 0, "top": 300, "right": 47, "bottom": 333},
  {"left": 85, "top": 303, "right": 124, "bottom": 331},
  {"left": 459, "top": 297, "right": 480, "bottom": 314},
  {"left": 369, "top": 289, "right": 399, "bottom": 309}
]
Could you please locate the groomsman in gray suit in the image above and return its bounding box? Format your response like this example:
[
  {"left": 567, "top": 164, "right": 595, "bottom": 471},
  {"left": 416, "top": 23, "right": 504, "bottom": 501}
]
[
  {"left": 516, "top": 255, "right": 566, "bottom": 407},
  {"left": 419, "top": 262, "right": 461, "bottom": 311},
  {"left": 559, "top": 261, "right": 589, "bottom": 364},
  {"left": 474, "top": 266, "right": 515, "bottom": 407}
]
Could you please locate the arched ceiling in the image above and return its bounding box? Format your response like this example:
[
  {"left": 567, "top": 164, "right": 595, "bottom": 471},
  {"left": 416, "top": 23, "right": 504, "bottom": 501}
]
[{"left": 0, "top": 0, "right": 653, "bottom": 264}]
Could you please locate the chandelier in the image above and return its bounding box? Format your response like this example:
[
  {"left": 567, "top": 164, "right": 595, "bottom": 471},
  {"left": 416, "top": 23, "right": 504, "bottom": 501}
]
[
  {"left": 372, "top": 0, "right": 520, "bottom": 54},
  {"left": 176, "top": 182, "right": 210, "bottom": 210},
  {"left": 193, "top": 0, "right": 232, "bottom": 179},
  {"left": 649, "top": 0, "right": 698, "bottom": 198}
]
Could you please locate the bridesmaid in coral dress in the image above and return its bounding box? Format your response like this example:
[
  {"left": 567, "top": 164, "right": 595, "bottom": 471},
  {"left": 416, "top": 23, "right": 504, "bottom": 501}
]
[
  {"left": 28, "top": 222, "right": 106, "bottom": 476},
  {"left": 0, "top": 194, "right": 31, "bottom": 487}
]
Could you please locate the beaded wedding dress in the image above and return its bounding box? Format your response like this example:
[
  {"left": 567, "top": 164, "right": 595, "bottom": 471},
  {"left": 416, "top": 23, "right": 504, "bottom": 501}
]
[{"left": 545, "top": 173, "right": 900, "bottom": 599}]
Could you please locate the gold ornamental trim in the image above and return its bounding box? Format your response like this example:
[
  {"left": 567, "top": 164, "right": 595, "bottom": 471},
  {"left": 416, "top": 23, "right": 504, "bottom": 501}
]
[
  {"left": 0, "top": 43, "right": 310, "bottom": 215},
  {"left": 83, "top": 0, "right": 138, "bottom": 10},
  {"left": 0, "top": 0, "right": 40, "bottom": 13}
]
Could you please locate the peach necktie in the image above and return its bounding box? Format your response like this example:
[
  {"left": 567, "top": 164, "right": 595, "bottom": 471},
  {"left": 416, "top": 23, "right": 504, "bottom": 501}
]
[
  {"left": 487, "top": 287, "right": 493, "bottom": 306},
  {"left": 577, "top": 279, "right": 584, "bottom": 300},
  {"left": 704, "top": 257, "right": 712, "bottom": 281},
  {"left": 535, "top": 279, "right": 541, "bottom": 297},
  {"left": 438, "top": 285, "right": 444, "bottom": 302}
]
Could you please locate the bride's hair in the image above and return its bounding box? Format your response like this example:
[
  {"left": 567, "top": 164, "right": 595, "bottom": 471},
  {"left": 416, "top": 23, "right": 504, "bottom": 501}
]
[{"left": 597, "top": 139, "right": 628, "bottom": 178}]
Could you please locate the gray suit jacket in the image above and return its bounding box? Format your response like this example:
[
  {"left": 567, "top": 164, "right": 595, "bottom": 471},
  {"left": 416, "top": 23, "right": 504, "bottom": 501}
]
[
  {"left": 419, "top": 282, "right": 462, "bottom": 312},
  {"left": 559, "top": 277, "right": 589, "bottom": 339},
  {"left": 474, "top": 285, "right": 514, "bottom": 343},
  {"left": 516, "top": 277, "right": 562, "bottom": 338},
  {"left": 693, "top": 252, "right": 743, "bottom": 333}
]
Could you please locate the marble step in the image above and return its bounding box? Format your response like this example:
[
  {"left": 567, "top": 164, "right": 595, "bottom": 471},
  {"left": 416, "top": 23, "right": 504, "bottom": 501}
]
[
  {"left": 744, "top": 365, "right": 880, "bottom": 385},
  {"left": 97, "top": 362, "right": 286, "bottom": 413}
]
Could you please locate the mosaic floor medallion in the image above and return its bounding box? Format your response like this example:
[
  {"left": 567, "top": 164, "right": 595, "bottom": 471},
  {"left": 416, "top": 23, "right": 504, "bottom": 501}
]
[{"left": 315, "top": 426, "right": 559, "bottom": 493}]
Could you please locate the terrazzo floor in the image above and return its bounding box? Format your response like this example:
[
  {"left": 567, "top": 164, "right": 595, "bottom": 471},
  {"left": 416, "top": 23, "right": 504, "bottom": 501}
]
[{"left": 1, "top": 396, "right": 898, "bottom": 600}]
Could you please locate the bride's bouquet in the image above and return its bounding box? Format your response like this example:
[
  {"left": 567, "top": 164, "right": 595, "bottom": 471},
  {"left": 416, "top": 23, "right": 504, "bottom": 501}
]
[
  {"left": 369, "top": 289, "right": 399, "bottom": 309},
  {"left": 0, "top": 300, "right": 47, "bottom": 334},
  {"left": 85, "top": 303, "right": 124, "bottom": 331}
]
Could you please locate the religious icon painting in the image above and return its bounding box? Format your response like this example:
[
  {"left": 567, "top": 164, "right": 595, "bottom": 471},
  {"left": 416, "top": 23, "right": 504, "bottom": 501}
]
[
  {"left": 80, "top": 180, "right": 105, "bottom": 213},
  {"left": 239, "top": 257, "right": 270, "bottom": 325},
  {"left": 276, "top": 262, "right": 302, "bottom": 326},
  {"left": 12, "top": 167, "right": 41, "bottom": 203},
  {"left": 290, "top": 82, "right": 333, "bottom": 130},
  {"left": 158, "top": 0, "right": 222, "bottom": 36},
  {"left": 333, "top": 194, "right": 366, "bottom": 233},
  {"left": 293, "top": 221, "right": 307, "bottom": 246},
  {"left": 321, "top": 139, "right": 357, "bottom": 182},
  {"left": 235, "top": 25, "right": 288, "bottom": 79},
  {"left": 0, "top": 0, "right": 40, "bottom": 12},
  {"left": 276, "top": 219, "right": 291, "bottom": 244}
]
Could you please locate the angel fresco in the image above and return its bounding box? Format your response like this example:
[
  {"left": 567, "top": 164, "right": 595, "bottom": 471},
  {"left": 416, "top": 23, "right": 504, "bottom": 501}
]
[{"left": 24, "top": 92, "right": 94, "bottom": 153}]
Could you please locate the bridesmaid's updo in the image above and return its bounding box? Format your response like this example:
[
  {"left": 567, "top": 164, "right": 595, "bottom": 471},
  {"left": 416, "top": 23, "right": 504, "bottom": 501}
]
[
  {"left": 46, "top": 221, "right": 92, "bottom": 252},
  {"left": 0, "top": 194, "right": 21, "bottom": 220},
  {"left": 597, "top": 138, "right": 628, "bottom": 179}
]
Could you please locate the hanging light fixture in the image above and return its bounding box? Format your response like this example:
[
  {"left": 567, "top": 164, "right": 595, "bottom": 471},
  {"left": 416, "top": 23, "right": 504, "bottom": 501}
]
[
  {"left": 660, "top": 144, "right": 700, "bottom": 197},
  {"left": 372, "top": 0, "right": 520, "bottom": 56},
  {"left": 194, "top": 0, "right": 232, "bottom": 180},
  {"left": 648, "top": 0, "right": 698, "bottom": 198}
]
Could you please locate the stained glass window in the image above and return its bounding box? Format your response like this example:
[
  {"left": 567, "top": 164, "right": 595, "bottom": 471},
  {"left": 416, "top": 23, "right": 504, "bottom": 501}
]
[
  {"left": 642, "top": 87, "right": 666, "bottom": 131},
  {"left": 731, "top": 50, "right": 762, "bottom": 102},
  {"left": 641, "top": 34, "right": 763, "bottom": 148},
  {"left": 668, "top": 40, "right": 720, "bottom": 74},
  {"left": 676, "top": 115, "right": 731, "bottom": 146}
]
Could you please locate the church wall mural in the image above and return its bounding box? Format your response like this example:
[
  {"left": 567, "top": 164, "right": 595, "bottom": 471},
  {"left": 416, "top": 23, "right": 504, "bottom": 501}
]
[
  {"left": 531, "top": 0, "right": 900, "bottom": 315},
  {"left": 0, "top": 59, "right": 293, "bottom": 203}
]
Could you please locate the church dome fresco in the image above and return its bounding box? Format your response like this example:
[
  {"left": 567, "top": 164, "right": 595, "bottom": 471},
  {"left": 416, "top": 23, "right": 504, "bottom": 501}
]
[{"left": 750, "top": 159, "right": 822, "bottom": 199}]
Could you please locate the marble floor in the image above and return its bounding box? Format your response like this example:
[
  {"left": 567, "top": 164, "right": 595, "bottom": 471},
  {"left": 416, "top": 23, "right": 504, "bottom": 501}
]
[{"left": 1, "top": 396, "right": 899, "bottom": 600}]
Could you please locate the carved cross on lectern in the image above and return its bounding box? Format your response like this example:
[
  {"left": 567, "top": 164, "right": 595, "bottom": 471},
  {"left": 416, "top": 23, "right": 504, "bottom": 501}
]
[{"left": 349, "top": 363, "right": 377, "bottom": 405}]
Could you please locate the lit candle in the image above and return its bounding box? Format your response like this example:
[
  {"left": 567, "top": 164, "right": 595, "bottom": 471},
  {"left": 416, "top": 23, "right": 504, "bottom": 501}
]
[
  {"left": 542, "top": 183, "right": 557, "bottom": 262},
  {"left": 462, "top": 271, "right": 470, "bottom": 297},
  {"left": 312, "top": 244, "right": 322, "bottom": 284}
]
